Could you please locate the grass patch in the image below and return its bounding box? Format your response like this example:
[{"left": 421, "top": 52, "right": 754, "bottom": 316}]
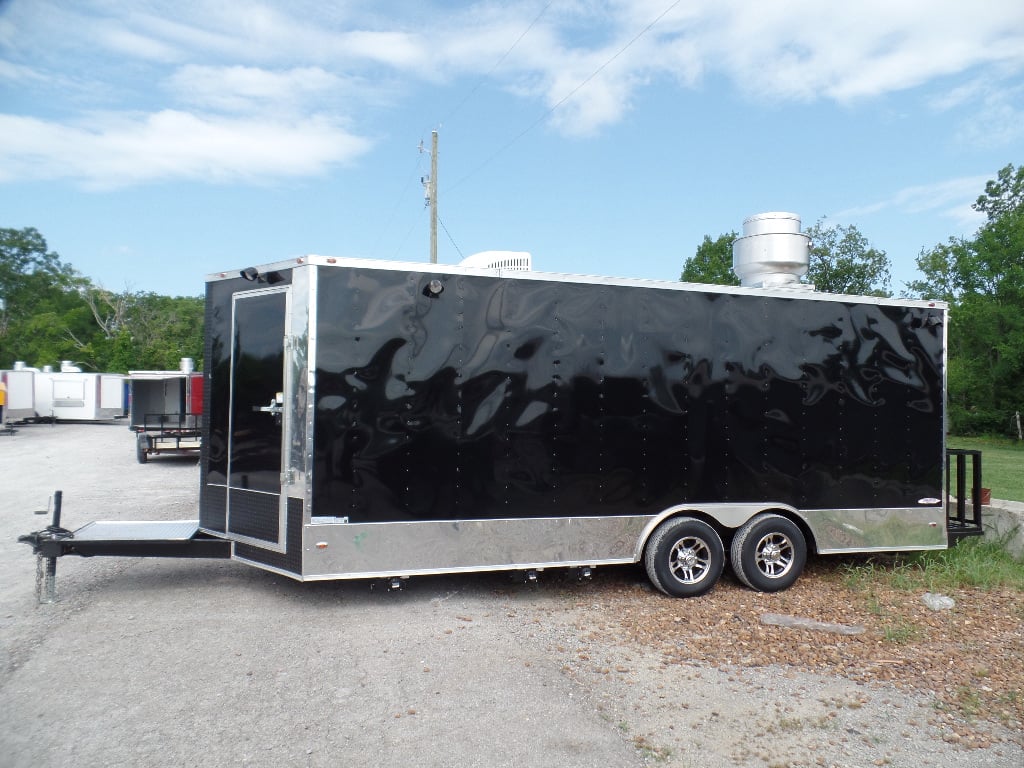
[
  {"left": 947, "top": 436, "right": 1024, "bottom": 502},
  {"left": 908, "top": 536, "right": 1024, "bottom": 591},
  {"left": 840, "top": 536, "right": 1024, "bottom": 593},
  {"left": 881, "top": 620, "right": 920, "bottom": 645}
]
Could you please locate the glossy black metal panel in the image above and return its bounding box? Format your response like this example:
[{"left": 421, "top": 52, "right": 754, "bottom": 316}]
[
  {"left": 227, "top": 290, "right": 287, "bottom": 494},
  {"left": 200, "top": 272, "right": 292, "bottom": 533},
  {"left": 312, "top": 267, "right": 944, "bottom": 523}
]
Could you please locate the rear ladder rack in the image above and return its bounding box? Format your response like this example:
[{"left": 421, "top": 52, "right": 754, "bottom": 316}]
[{"left": 945, "top": 449, "right": 984, "bottom": 543}]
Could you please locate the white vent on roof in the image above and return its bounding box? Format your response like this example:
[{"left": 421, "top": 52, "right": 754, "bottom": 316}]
[{"left": 459, "top": 250, "right": 532, "bottom": 271}]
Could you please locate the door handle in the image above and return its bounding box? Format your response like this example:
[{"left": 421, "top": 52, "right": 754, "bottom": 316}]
[{"left": 255, "top": 392, "right": 284, "bottom": 416}]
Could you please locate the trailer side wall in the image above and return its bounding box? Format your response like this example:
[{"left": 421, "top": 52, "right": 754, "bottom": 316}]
[{"left": 310, "top": 267, "right": 945, "bottom": 524}]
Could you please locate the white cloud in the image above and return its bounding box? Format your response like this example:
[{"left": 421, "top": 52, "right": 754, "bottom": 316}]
[
  {"left": 0, "top": 59, "right": 49, "bottom": 86},
  {"left": 0, "top": 110, "right": 373, "bottom": 188},
  {"left": 98, "top": 24, "right": 184, "bottom": 63},
  {"left": 546, "top": 67, "right": 636, "bottom": 137},
  {"left": 2, "top": 0, "right": 1023, "bottom": 183},
  {"left": 680, "top": 0, "right": 1024, "bottom": 103},
  {"left": 421, "top": 0, "right": 1024, "bottom": 133},
  {"left": 166, "top": 65, "right": 350, "bottom": 113},
  {"left": 833, "top": 175, "right": 991, "bottom": 229},
  {"left": 939, "top": 79, "right": 1024, "bottom": 149}
]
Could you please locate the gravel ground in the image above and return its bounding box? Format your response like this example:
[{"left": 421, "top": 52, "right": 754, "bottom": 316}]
[{"left": 1, "top": 422, "right": 1021, "bottom": 768}]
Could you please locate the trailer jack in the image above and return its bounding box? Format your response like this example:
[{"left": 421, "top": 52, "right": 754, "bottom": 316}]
[{"left": 17, "top": 490, "right": 71, "bottom": 603}]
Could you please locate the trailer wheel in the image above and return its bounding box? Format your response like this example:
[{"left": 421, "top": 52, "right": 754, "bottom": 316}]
[
  {"left": 644, "top": 517, "right": 724, "bottom": 598},
  {"left": 730, "top": 514, "right": 806, "bottom": 592},
  {"left": 136, "top": 434, "right": 149, "bottom": 464}
]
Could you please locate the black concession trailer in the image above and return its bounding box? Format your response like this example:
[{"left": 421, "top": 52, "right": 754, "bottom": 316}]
[{"left": 20, "top": 213, "right": 984, "bottom": 599}]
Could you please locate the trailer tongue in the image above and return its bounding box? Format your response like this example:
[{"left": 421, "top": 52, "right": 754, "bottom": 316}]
[
  {"left": 17, "top": 213, "right": 985, "bottom": 601},
  {"left": 19, "top": 491, "right": 231, "bottom": 602}
]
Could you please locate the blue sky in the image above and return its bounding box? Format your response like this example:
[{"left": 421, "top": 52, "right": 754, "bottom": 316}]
[{"left": 1, "top": 0, "right": 1022, "bottom": 298}]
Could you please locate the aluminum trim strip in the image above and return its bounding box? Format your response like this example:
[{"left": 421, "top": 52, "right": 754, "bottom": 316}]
[
  {"left": 301, "top": 515, "right": 651, "bottom": 578},
  {"left": 232, "top": 554, "right": 304, "bottom": 580},
  {"left": 817, "top": 544, "right": 947, "bottom": 555},
  {"left": 802, "top": 507, "right": 947, "bottom": 551},
  {"left": 300, "top": 558, "right": 638, "bottom": 582}
]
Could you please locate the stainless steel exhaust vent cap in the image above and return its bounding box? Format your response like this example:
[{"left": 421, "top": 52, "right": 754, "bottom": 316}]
[{"left": 732, "top": 212, "right": 811, "bottom": 289}]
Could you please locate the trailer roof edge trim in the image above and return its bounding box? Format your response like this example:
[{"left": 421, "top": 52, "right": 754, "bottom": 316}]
[{"left": 207, "top": 255, "right": 948, "bottom": 310}]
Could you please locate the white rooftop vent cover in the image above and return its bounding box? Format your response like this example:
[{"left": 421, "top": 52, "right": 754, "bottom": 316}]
[
  {"left": 459, "top": 250, "right": 532, "bottom": 271},
  {"left": 732, "top": 212, "right": 811, "bottom": 289}
]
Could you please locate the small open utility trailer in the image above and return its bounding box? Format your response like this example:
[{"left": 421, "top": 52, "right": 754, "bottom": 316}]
[
  {"left": 20, "top": 213, "right": 985, "bottom": 601},
  {"left": 128, "top": 361, "right": 203, "bottom": 463}
]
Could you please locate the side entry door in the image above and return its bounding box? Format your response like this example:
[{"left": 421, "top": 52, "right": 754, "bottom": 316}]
[{"left": 225, "top": 287, "right": 290, "bottom": 551}]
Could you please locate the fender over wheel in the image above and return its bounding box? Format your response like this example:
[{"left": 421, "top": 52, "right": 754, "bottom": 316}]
[
  {"left": 730, "top": 513, "right": 807, "bottom": 592},
  {"left": 644, "top": 517, "right": 725, "bottom": 598}
]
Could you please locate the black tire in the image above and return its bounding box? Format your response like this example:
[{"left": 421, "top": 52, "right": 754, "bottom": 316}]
[
  {"left": 644, "top": 517, "right": 725, "bottom": 598},
  {"left": 730, "top": 513, "right": 807, "bottom": 592},
  {"left": 136, "top": 433, "right": 149, "bottom": 464}
]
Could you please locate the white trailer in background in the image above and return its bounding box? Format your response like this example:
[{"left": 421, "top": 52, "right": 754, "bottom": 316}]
[
  {"left": 1, "top": 363, "right": 37, "bottom": 423},
  {"left": 34, "top": 362, "right": 126, "bottom": 422}
]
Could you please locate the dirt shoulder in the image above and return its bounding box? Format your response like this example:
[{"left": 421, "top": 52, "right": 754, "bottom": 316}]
[
  {"left": 604, "top": 563, "right": 1024, "bottom": 741},
  {"left": 543, "top": 566, "right": 1023, "bottom": 765}
]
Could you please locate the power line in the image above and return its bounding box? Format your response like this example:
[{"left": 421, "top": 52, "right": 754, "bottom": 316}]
[
  {"left": 439, "top": 0, "right": 556, "bottom": 127},
  {"left": 438, "top": 215, "right": 464, "bottom": 260},
  {"left": 446, "top": 0, "right": 684, "bottom": 195},
  {"left": 372, "top": 150, "right": 428, "bottom": 255},
  {"left": 389, "top": 206, "right": 428, "bottom": 261}
]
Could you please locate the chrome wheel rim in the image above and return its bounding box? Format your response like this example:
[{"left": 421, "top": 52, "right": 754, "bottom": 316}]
[
  {"left": 754, "top": 532, "right": 794, "bottom": 579},
  {"left": 669, "top": 536, "right": 712, "bottom": 584}
]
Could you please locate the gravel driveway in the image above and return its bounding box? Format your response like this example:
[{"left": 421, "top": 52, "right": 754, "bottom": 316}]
[{"left": 1, "top": 422, "right": 1021, "bottom": 767}]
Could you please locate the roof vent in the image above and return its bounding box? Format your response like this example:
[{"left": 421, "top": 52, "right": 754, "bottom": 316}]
[
  {"left": 459, "top": 250, "right": 532, "bottom": 271},
  {"left": 732, "top": 212, "right": 811, "bottom": 289}
]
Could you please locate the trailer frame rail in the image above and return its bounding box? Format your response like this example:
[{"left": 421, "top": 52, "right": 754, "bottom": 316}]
[{"left": 134, "top": 412, "right": 202, "bottom": 462}]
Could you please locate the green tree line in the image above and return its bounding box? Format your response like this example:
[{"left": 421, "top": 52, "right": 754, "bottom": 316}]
[
  {"left": 681, "top": 165, "right": 1024, "bottom": 437},
  {"left": 0, "top": 227, "right": 203, "bottom": 372},
  {"left": 909, "top": 164, "right": 1024, "bottom": 435}
]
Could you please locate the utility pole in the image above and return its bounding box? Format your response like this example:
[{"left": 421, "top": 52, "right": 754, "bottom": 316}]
[
  {"left": 420, "top": 130, "right": 440, "bottom": 264},
  {"left": 430, "top": 130, "right": 438, "bottom": 263}
]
